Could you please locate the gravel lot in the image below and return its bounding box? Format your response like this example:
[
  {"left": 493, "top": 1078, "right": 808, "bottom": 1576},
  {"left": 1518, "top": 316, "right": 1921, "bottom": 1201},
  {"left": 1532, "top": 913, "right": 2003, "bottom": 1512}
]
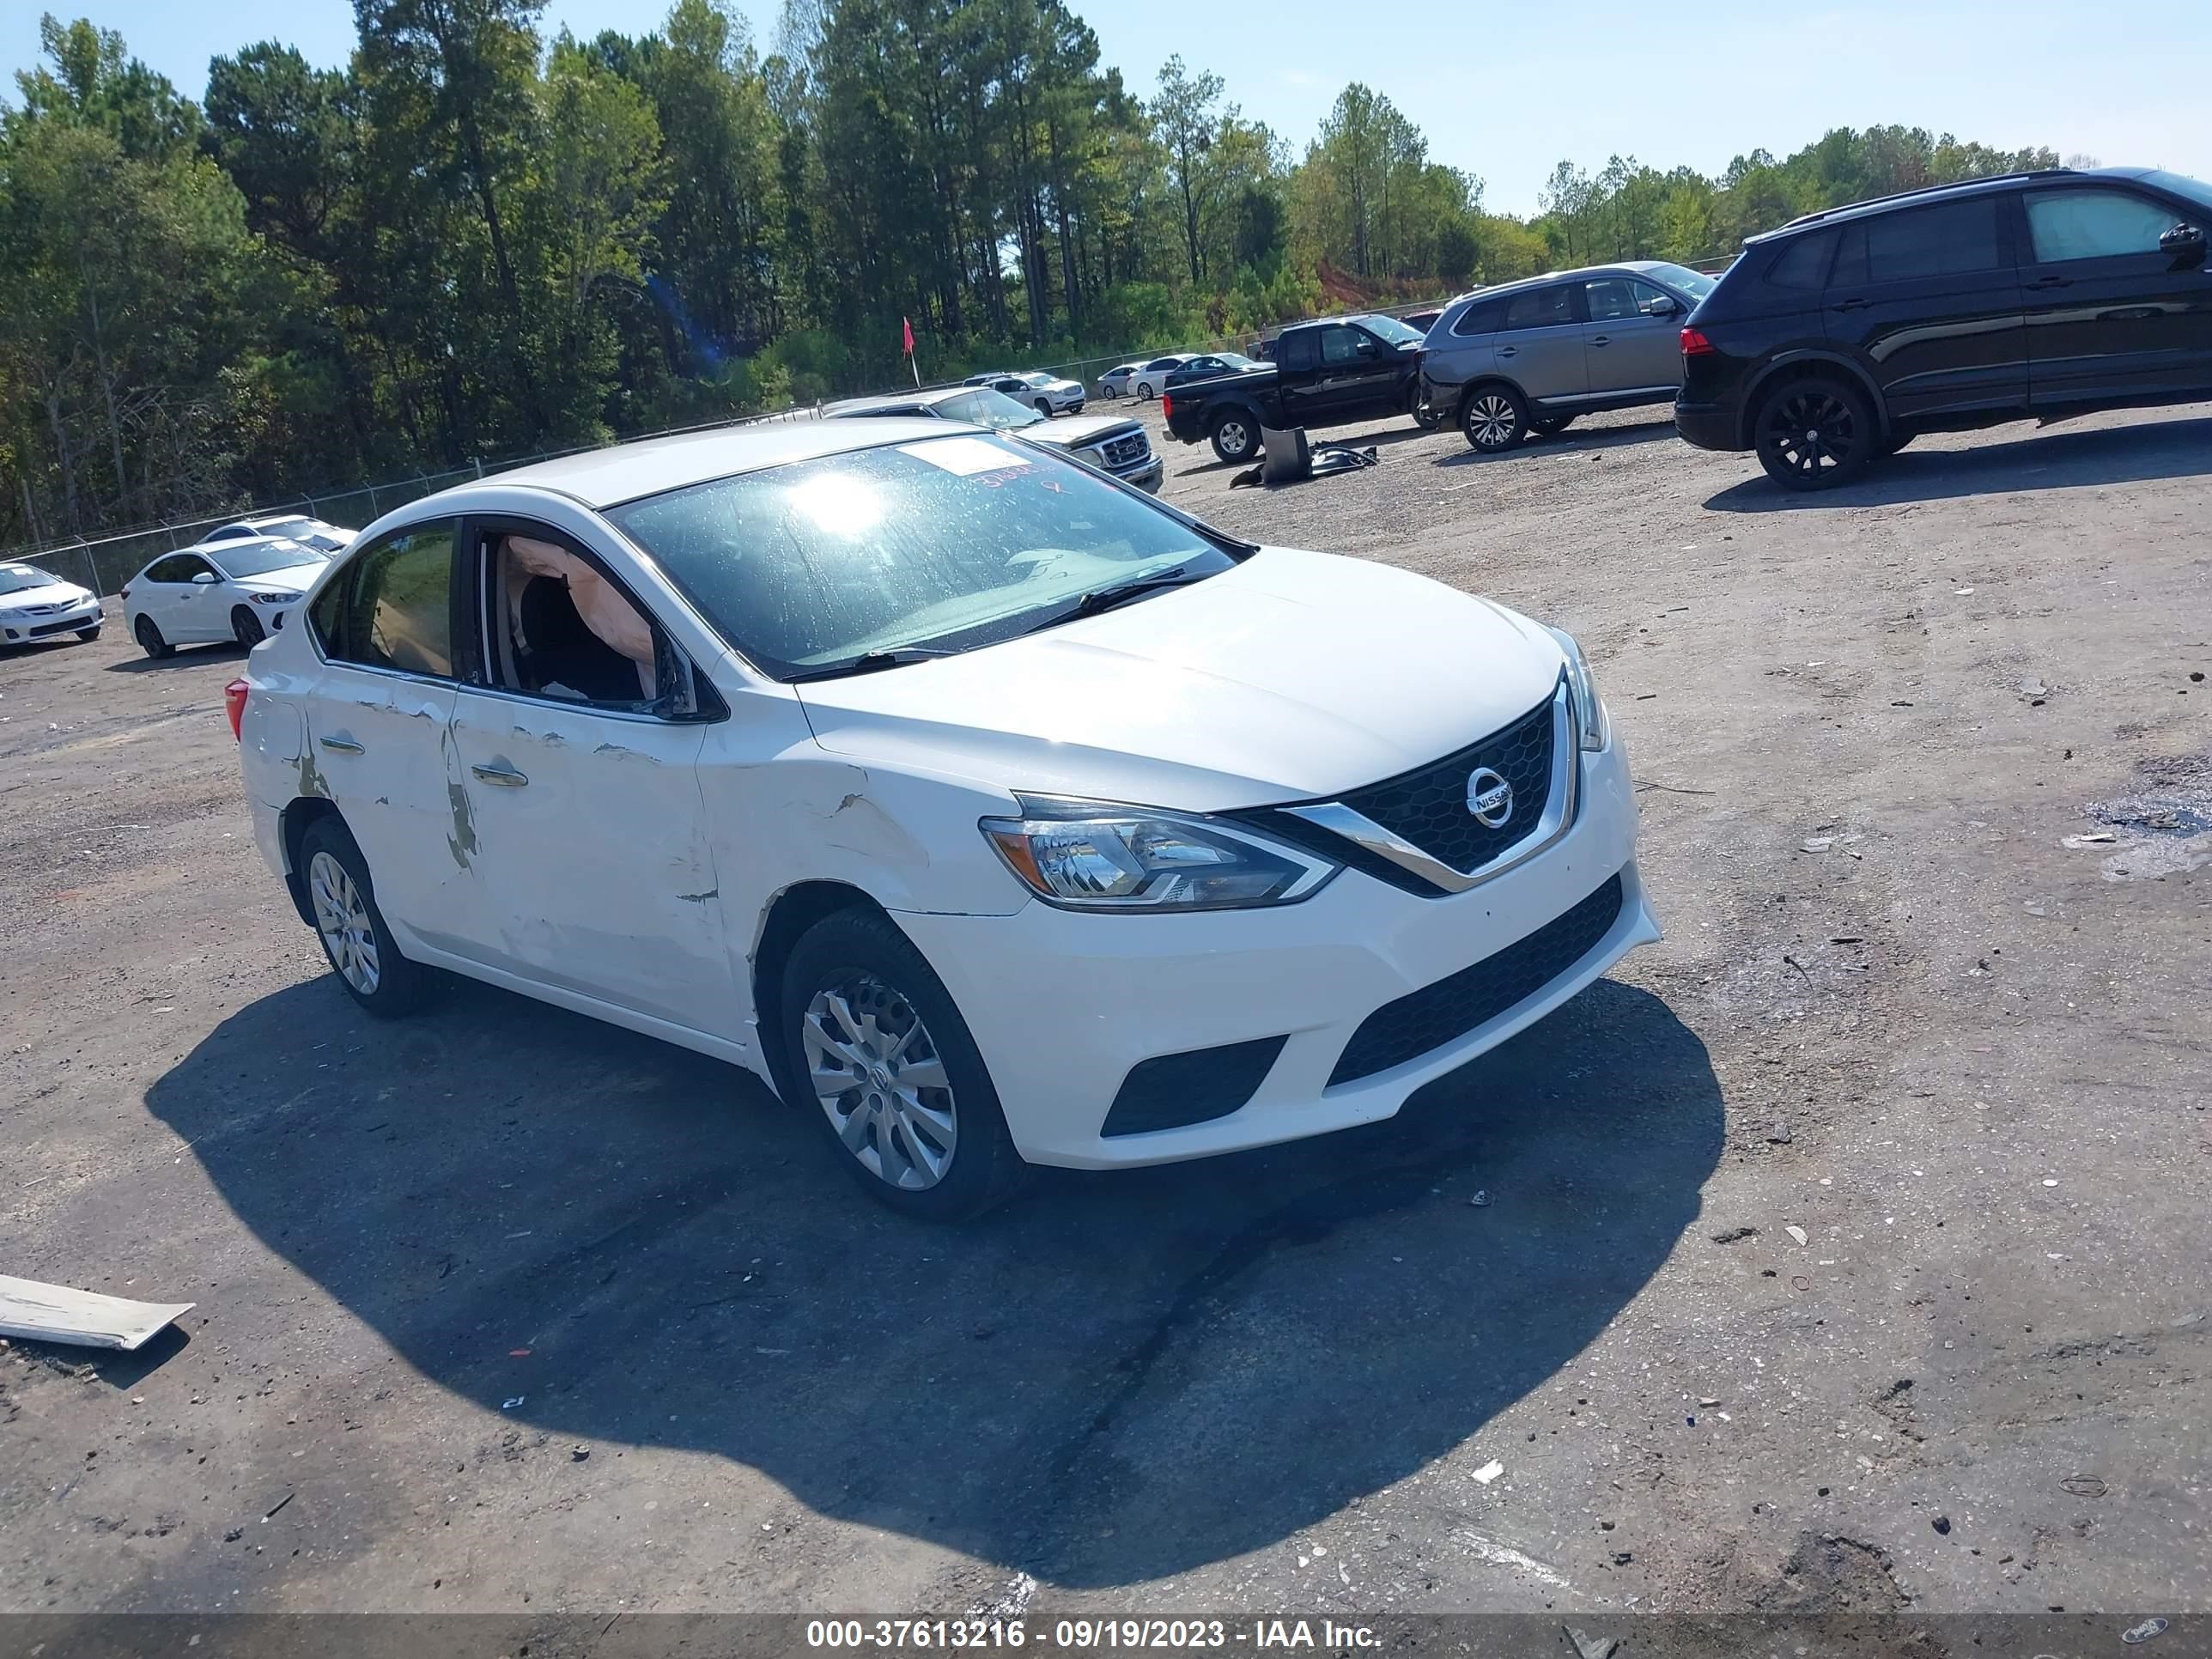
[{"left": 3, "top": 399, "right": 2209, "bottom": 1629}]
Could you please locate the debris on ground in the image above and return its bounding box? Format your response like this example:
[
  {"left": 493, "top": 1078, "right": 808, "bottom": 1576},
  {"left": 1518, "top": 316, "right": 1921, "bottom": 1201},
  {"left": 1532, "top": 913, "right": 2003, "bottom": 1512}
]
[
  {"left": 1785, "top": 1225, "right": 1809, "bottom": 1246},
  {"left": 1468, "top": 1190, "right": 1492, "bottom": 1207},
  {"left": 2062, "top": 1474, "right": 2108, "bottom": 1498},
  {"left": 0, "top": 1274, "right": 193, "bottom": 1352},
  {"left": 1472, "top": 1460, "right": 1504, "bottom": 1485},
  {"left": 501, "top": 1395, "right": 526, "bottom": 1411},
  {"left": 1711, "top": 1226, "right": 1759, "bottom": 1244},
  {"left": 2123, "top": 1618, "right": 2169, "bottom": 1644},
  {"left": 1931, "top": 1515, "right": 1951, "bottom": 1534},
  {"left": 1766, "top": 1121, "right": 1793, "bottom": 1144}
]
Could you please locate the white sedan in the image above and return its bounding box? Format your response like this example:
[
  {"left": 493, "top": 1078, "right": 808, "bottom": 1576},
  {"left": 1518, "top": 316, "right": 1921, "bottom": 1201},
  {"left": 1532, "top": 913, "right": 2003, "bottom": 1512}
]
[
  {"left": 125, "top": 538, "right": 331, "bottom": 656},
  {"left": 0, "top": 561, "right": 104, "bottom": 647},
  {"left": 1096, "top": 363, "right": 1139, "bottom": 399},
  {"left": 232, "top": 420, "right": 1655, "bottom": 1220}
]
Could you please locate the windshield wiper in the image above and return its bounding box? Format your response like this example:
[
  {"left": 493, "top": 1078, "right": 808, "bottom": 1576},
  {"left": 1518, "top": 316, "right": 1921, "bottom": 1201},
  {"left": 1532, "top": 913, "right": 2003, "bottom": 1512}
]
[
  {"left": 783, "top": 647, "right": 956, "bottom": 684},
  {"left": 1022, "top": 563, "right": 1210, "bottom": 634}
]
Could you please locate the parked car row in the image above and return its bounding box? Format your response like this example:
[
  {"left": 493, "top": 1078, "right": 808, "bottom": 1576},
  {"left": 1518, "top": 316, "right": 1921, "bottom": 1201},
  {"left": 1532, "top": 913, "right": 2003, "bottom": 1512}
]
[
  {"left": 1149, "top": 164, "right": 2212, "bottom": 490},
  {"left": 961, "top": 370, "right": 1087, "bottom": 416}
]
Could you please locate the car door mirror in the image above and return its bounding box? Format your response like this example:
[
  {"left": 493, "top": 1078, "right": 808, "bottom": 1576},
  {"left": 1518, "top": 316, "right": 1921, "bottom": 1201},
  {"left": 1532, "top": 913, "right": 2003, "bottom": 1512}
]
[
  {"left": 2160, "top": 222, "right": 2207, "bottom": 265},
  {"left": 191, "top": 571, "right": 220, "bottom": 585},
  {"left": 1641, "top": 293, "right": 1680, "bottom": 318},
  {"left": 1353, "top": 337, "right": 1379, "bottom": 359}
]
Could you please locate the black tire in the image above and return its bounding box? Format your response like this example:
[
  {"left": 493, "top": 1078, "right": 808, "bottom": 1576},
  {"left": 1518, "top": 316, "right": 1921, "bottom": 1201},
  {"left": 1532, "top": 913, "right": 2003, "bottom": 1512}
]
[
  {"left": 232, "top": 605, "right": 265, "bottom": 648},
  {"left": 75, "top": 626, "right": 101, "bottom": 642},
  {"left": 1409, "top": 386, "right": 1448, "bottom": 430},
  {"left": 1460, "top": 383, "right": 1528, "bottom": 453},
  {"left": 1139, "top": 382, "right": 1157, "bottom": 401},
  {"left": 134, "top": 615, "right": 173, "bottom": 659},
  {"left": 299, "top": 817, "right": 428, "bottom": 1018},
  {"left": 775, "top": 906, "right": 1026, "bottom": 1222},
  {"left": 1754, "top": 374, "right": 1876, "bottom": 489},
  {"left": 1881, "top": 428, "right": 1915, "bottom": 457},
  {"left": 1035, "top": 398, "right": 1054, "bottom": 418},
  {"left": 1209, "top": 409, "right": 1259, "bottom": 465},
  {"left": 1529, "top": 412, "right": 1577, "bottom": 437}
]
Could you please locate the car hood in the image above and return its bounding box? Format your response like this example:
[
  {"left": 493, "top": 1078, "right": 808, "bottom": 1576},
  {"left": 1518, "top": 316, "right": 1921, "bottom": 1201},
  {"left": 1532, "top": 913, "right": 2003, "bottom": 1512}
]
[
  {"left": 233, "top": 562, "right": 326, "bottom": 594},
  {"left": 0, "top": 580, "right": 93, "bottom": 610},
  {"left": 1021, "top": 414, "right": 1142, "bottom": 450},
  {"left": 793, "top": 546, "right": 1568, "bottom": 811}
]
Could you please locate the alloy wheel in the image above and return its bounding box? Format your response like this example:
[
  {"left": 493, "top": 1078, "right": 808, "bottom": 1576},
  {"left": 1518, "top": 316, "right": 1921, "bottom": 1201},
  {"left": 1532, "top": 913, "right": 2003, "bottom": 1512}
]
[
  {"left": 1765, "top": 387, "right": 1857, "bottom": 479},
  {"left": 802, "top": 973, "right": 958, "bottom": 1192},
  {"left": 308, "top": 849, "right": 381, "bottom": 996},
  {"left": 1466, "top": 392, "right": 1522, "bottom": 450},
  {"left": 1216, "top": 419, "right": 1252, "bottom": 459}
]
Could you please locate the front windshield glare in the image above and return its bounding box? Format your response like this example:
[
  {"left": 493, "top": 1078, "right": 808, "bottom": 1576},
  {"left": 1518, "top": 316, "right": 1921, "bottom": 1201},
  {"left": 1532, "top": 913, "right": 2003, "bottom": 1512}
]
[
  {"left": 611, "top": 435, "right": 1227, "bottom": 678},
  {"left": 215, "top": 540, "right": 321, "bottom": 579},
  {"left": 1645, "top": 262, "right": 1718, "bottom": 297},
  {"left": 0, "top": 563, "right": 61, "bottom": 596},
  {"left": 936, "top": 388, "right": 1043, "bottom": 429},
  {"left": 1364, "top": 315, "right": 1423, "bottom": 344}
]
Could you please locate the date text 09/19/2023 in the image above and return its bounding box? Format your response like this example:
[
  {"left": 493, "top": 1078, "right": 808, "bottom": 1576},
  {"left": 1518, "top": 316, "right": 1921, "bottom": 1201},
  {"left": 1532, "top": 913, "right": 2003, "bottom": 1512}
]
[{"left": 804, "top": 1619, "right": 1382, "bottom": 1650}]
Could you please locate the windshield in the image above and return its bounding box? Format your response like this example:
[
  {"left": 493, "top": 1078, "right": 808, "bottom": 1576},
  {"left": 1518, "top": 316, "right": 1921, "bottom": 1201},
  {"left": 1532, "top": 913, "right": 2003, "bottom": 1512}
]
[
  {"left": 254, "top": 517, "right": 316, "bottom": 538},
  {"left": 1361, "top": 314, "right": 1425, "bottom": 345},
  {"left": 0, "top": 562, "right": 63, "bottom": 596},
  {"left": 1644, "top": 262, "right": 1718, "bottom": 298},
  {"left": 1016, "top": 372, "right": 1058, "bottom": 388},
  {"left": 934, "top": 388, "right": 1045, "bottom": 430},
  {"left": 210, "top": 539, "right": 323, "bottom": 580},
  {"left": 610, "top": 434, "right": 1231, "bottom": 678},
  {"left": 2143, "top": 169, "right": 2212, "bottom": 216}
]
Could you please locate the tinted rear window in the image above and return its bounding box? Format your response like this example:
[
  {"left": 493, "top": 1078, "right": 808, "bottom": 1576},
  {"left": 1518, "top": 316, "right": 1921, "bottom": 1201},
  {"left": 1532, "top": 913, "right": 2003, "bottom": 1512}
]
[
  {"left": 1765, "top": 229, "right": 1838, "bottom": 289},
  {"left": 1500, "top": 286, "right": 1576, "bottom": 330},
  {"left": 1834, "top": 196, "right": 2005, "bottom": 284},
  {"left": 1450, "top": 299, "right": 1505, "bottom": 337}
]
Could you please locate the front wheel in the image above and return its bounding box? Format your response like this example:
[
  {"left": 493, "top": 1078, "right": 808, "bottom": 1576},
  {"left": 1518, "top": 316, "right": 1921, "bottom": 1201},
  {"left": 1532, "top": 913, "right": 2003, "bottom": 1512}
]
[
  {"left": 1035, "top": 399, "right": 1054, "bottom": 418},
  {"left": 300, "top": 817, "right": 428, "bottom": 1017},
  {"left": 1461, "top": 385, "right": 1528, "bottom": 453},
  {"left": 1210, "top": 410, "right": 1259, "bottom": 464},
  {"left": 75, "top": 625, "right": 101, "bottom": 642},
  {"left": 778, "top": 907, "right": 1025, "bottom": 1221},
  {"left": 233, "top": 605, "right": 265, "bottom": 648},
  {"left": 134, "top": 615, "right": 173, "bottom": 659},
  {"left": 1754, "top": 374, "right": 1875, "bottom": 489}
]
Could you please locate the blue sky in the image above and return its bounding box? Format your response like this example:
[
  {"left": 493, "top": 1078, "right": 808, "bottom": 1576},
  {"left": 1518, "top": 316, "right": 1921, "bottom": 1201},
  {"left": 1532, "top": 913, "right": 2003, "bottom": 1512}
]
[{"left": 5, "top": 0, "right": 2206, "bottom": 216}]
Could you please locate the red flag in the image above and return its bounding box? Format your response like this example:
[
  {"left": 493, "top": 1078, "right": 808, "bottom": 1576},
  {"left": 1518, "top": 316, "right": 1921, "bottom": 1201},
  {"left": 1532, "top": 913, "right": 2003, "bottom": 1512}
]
[{"left": 902, "top": 316, "right": 915, "bottom": 356}]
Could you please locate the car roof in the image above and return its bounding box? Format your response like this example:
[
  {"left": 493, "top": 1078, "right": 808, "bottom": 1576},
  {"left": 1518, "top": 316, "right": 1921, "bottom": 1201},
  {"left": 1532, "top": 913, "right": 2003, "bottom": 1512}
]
[
  {"left": 825, "top": 388, "right": 967, "bottom": 415},
  {"left": 428, "top": 418, "right": 963, "bottom": 509},
  {"left": 1746, "top": 167, "right": 2145, "bottom": 242}
]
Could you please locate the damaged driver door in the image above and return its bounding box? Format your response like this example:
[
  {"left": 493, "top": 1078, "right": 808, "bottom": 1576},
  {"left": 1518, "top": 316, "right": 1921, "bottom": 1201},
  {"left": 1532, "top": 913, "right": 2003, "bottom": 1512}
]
[{"left": 444, "top": 517, "right": 734, "bottom": 1039}]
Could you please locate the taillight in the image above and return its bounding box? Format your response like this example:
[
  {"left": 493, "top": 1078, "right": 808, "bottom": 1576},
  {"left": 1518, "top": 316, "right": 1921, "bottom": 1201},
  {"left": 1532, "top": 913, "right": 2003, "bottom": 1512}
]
[
  {"left": 1160, "top": 393, "right": 1173, "bottom": 422},
  {"left": 1680, "top": 326, "right": 1716, "bottom": 356},
  {"left": 119, "top": 585, "right": 131, "bottom": 601},
  {"left": 225, "top": 678, "right": 249, "bottom": 742}
]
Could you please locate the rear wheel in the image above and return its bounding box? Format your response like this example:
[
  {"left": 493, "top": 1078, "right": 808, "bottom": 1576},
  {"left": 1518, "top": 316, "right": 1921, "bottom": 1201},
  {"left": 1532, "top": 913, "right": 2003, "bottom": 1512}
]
[
  {"left": 1754, "top": 374, "right": 1875, "bottom": 489},
  {"left": 777, "top": 907, "right": 1025, "bottom": 1221},
  {"left": 1409, "top": 386, "right": 1448, "bottom": 430},
  {"left": 134, "top": 615, "right": 173, "bottom": 659},
  {"left": 1461, "top": 384, "right": 1528, "bottom": 453},
  {"left": 1529, "top": 412, "right": 1577, "bottom": 437},
  {"left": 1139, "top": 380, "right": 1157, "bottom": 401},
  {"left": 1210, "top": 410, "right": 1259, "bottom": 464},
  {"left": 300, "top": 817, "right": 428, "bottom": 1017},
  {"left": 232, "top": 605, "right": 265, "bottom": 648}
]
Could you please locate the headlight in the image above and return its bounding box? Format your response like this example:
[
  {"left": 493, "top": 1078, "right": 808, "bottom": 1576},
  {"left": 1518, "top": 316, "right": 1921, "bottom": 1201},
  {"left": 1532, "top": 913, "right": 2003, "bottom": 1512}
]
[
  {"left": 981, "top": 798, "right": 1339, "bottom": 911},
  {"left": 248, "top": 592, "right": 292, "bottom": 605},
  {"left": 1547, "top": 627, "right": 1609, "bottom": 752}
]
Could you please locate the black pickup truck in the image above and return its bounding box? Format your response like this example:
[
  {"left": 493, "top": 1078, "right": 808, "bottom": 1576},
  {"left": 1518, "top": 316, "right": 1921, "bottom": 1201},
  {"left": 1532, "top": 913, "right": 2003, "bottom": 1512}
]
[{"left": 1162, "top": 313, "right": 1438, "bottom": 462}]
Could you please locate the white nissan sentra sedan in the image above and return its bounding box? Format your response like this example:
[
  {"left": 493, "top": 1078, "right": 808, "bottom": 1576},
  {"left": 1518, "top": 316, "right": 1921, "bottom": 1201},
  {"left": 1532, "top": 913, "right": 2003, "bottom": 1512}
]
[{"left": 234, "top": 419, "right": 1657, "bottom": 1218}]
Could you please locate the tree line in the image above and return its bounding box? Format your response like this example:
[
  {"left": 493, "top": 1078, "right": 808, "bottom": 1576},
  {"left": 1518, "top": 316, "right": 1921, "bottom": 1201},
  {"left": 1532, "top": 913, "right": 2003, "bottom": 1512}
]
[{"left": 0, "top": 2, "right": 2060, "bottom": 547}]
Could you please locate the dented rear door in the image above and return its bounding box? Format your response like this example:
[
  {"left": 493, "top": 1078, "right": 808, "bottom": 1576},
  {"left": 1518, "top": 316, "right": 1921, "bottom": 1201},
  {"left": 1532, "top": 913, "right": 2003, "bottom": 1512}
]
[{"left": 446, "top": 688, "right": 730, "bottom": 1035}]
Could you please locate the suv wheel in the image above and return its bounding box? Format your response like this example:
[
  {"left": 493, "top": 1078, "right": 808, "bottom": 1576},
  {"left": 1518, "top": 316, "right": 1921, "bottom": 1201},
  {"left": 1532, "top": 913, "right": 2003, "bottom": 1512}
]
[
  {"left": 1408, "top": 386, "right": 1448, "bottom": 430},
  {"left": 301, "top": 817, "right": 428, "bottom": 1017},
  {"left": 1035, "top": 398, "right": 1054, "bottom": 418},
  {"left": 1754, "top": 376, "right": 1875, "bottom": 489},
  {"left": 1210, "top": 411, "right": 1259, "bottom": 465},
  {"left": 1461, "top": 385, "right": 1528, "bottom": 453},
  {"left": 777, "top": 907, "right": 1026, "bottom": 1221}
]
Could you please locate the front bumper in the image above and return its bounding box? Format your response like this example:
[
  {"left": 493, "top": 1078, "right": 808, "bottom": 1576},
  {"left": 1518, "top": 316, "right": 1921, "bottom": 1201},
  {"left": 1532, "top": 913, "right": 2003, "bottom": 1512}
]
[
  {"left": 1674, "top": 400, "right": 1741, "bottom": 452},
  {"left": 1114, "top": 455, "right": 1166, "bottom": 493},
  {"left": 2, "top": 596, "right": 103, "bottom": 642},
  {"left": 898, "top": 735, "right": 1656, "bottom": 1169}
]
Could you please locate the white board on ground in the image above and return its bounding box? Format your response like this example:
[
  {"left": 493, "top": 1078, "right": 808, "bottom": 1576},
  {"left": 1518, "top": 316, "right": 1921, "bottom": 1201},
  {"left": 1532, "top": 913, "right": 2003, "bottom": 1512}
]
[{"left": 0, "top": 1274, "right": 194, "bottom": 1351}]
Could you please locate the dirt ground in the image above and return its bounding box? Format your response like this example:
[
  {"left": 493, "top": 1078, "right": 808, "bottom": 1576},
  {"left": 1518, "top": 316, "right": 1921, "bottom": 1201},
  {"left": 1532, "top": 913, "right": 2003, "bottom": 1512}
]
[{"left": 3, "top": 398, "right": 2209, "bottom": 1632}]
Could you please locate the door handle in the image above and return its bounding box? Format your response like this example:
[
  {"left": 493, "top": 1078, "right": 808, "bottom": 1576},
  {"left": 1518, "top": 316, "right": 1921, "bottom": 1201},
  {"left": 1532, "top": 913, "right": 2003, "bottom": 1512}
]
[
  {"left": 317, "top": 736, "right": 364, "bottom": 754},
  {"left": 1589, "top": 335, "right": 1611, "bottom": 346},
  {"left": 1829, "top": 297, "right": 1869, "bottom": 313},
  {"left": 470, "top": 763, "right": 529, "bottom": 787},
  {"left": 2026, "top": 275, "right": 2071, "bottom": 289},
  {"left": 1498, "top": 345, "right": 1517, "bottom": 358}
]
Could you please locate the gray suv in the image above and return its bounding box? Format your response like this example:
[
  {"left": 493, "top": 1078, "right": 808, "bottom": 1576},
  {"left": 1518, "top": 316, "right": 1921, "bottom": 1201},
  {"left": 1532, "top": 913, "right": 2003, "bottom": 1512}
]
[{"left": 1420, "top": 262, "right": 1717, "bottom": 452}]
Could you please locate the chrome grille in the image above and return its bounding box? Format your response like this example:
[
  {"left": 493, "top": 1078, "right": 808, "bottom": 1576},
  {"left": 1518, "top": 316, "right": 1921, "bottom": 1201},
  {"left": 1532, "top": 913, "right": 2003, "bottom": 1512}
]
[{"left": 1099, "top": 432, "right": 1150, "bottom": 469}]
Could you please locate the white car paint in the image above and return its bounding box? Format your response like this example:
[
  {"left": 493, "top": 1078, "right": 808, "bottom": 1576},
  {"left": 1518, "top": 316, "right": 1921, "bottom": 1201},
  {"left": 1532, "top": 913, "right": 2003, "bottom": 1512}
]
[
  {"left": 124, "top": 540, "right": 327, "bottom": 652},
  {"left": 237, "top": 419, "right": 1656, "bottom": 1199},
  {"left": 1131, "top": 356, "right": 1194, "bottom": 399},
  {"left": 0, "top": 562, "right": 104, "bottom": 646},
  {"left": 1097, "top": 364, "right": 1139, "bottom": 398}
]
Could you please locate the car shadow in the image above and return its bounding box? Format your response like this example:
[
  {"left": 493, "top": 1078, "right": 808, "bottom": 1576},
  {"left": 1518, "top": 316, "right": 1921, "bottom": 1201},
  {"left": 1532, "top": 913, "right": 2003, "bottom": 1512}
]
[
  {"left": 1432, "top": 415, "right": 1680, "bottom": 468},
  {"left": 1170, "top": 419, "right": 1445, "bottom": 475},
  {"left": 1704, "top": 413, "right": 2212, "bottom": 510},
  {"left": 143, "top": 967, "right": 1721, "bottom": 1587},
  {"left": 104, "top": 642, "right": 249, "bottom": 673}
]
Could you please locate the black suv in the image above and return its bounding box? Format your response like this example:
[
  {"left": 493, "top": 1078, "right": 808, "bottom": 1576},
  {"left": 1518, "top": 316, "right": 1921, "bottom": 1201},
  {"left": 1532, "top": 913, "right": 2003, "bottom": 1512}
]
[{"left": 1675, "top": 167, "right": 2212, "bottom": 489}]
